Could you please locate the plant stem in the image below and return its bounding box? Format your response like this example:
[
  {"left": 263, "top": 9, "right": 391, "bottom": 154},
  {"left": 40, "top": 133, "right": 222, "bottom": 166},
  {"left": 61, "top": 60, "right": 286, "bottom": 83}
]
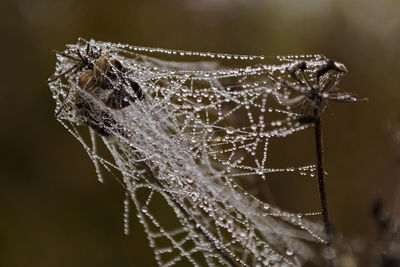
[
  {"left": 314, "top": 109, "right": 333, "bottom": 266},
  {"left": 314, "top": 117, "right": 331, "bottom": 243}
]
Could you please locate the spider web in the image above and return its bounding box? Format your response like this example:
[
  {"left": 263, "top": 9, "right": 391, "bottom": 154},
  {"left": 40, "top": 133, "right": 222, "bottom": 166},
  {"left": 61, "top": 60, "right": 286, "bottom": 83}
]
[{"left": 48, "top": 39, "right": 331, "bottom": 266}]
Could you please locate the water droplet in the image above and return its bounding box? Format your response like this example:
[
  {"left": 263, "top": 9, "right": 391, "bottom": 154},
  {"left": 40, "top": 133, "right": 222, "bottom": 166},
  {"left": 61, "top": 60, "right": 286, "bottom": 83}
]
[
  {"left": 226, "top": 127, "right": 235, "bottom": 134},
  {"left": 285, "top": 249, "right": 294, "bottom": 256}
]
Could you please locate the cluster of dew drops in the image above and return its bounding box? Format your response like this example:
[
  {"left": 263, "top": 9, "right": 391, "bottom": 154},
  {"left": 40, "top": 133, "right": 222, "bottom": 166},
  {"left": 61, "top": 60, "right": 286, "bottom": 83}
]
[{"left": 51, "top": 39, "right": 330, "bottom": 266}]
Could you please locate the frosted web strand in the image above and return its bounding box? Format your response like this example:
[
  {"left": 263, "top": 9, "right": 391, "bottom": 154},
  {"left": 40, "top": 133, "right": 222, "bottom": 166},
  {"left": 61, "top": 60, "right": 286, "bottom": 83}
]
[{"left": 98, "top": 39, "right": 266, "bottom": 61}]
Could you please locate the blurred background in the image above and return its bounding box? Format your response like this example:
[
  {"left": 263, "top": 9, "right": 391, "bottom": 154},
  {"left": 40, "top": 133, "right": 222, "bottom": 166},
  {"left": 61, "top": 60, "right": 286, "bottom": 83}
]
[{"left": 1, "top": 0, "right": 400, "bottom": 266}]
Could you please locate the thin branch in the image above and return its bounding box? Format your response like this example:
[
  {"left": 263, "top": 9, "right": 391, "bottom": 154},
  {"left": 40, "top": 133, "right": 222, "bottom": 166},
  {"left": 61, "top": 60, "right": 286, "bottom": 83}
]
[{"left": 313, "top": 105, "right": 333, "bottom": 267}]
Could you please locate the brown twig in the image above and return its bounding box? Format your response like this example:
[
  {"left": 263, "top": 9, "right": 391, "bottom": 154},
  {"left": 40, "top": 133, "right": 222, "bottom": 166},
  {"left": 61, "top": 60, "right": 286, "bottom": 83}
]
[{"left": 313, "top": 105, "right": 333, "bottom": 267}]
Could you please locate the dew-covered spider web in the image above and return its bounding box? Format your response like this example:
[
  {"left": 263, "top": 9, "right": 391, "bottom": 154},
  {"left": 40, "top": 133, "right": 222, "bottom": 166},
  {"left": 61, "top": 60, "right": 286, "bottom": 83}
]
[{"left": 48, "top": 39, "right": 334, "bottom": 266}]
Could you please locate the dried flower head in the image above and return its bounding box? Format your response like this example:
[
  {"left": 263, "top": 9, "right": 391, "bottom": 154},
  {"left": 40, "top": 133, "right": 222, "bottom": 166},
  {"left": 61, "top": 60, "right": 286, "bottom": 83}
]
[{"left": 266, "top": 59, "right": 367, "bottom": 123}]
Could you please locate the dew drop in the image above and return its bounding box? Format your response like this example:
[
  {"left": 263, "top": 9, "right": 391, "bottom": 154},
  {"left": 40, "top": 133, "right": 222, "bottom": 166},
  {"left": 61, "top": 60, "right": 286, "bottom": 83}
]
[
  {"left": 226, "top": 127, "right": 235, "bottom": 134},
  {"left": 285, "top": 249, "right": 294, "bottom": 256}
]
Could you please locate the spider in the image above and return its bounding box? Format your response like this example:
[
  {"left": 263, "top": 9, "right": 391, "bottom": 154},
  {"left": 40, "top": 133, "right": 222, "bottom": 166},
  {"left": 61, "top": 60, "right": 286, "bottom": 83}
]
[
  {"left": 49, "top": 40, "right": 144, "bottom": 136},
  {"left": 48, "top": 40, "right": 101, "bottom": 83},
  {"left": 267, "top": 59, "right": 367, "bottom": 123}
]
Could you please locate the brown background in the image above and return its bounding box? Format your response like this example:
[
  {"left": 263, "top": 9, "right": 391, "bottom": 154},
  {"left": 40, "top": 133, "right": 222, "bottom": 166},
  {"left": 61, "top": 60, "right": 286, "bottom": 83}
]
[{"left": 1, "top": 0, "right": 400, "bottom": 266}]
